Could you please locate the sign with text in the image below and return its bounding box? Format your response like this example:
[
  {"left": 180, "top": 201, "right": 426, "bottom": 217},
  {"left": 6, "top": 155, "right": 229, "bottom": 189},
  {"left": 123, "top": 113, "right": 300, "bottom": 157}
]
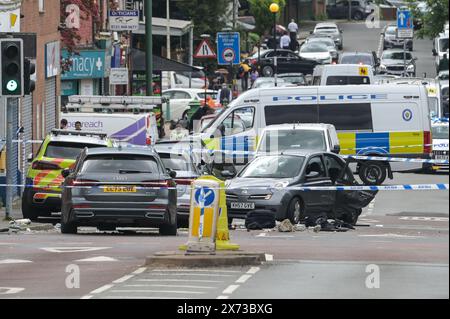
[
  {"left": 110, "top": 68, "right": 129, "bottom": 85},
  {"left": 109, "top": 10, "right": 139, "bottom": 31},
  {"left": 217, "top": 32, "right": 240, "bottom": 65},
  {"left": 397, "top": 9, "right": 413, "bottom": 39},
  {"left": 61, "top": 50, "right": 106, "bottom": 80}
]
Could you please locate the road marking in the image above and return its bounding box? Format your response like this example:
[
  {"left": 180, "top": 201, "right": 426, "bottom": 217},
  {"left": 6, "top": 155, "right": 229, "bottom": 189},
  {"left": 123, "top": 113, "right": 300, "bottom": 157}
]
[
  {"left": 235, "top": 274, "right": 252, "bottom": 283},
  {"left": 90, "top": 284, "right": 115, "bottom": 294},
  {"left": 125, "top": 284, "right": 215, "bottom": 289},
  {"left": 113, "top": 275, "right": 134, "bottom": 284},
  {"left": 256, "top": 233, "right": 267, "bottom": 237},
  {"left": 359, "top": 219, "right": 379, "bottom": 223},
  {"left": 0, "top": 259, "right": 32, "bottom": 264},
  {"left": 137, "top": 279, "right": 224, "bottom": 283},
  {"left": 41, "top": 247, "right": 111, "bottom": 253},
  {"left": 0, "top": 287, "right": 25, "bottom": 295},
  {"left": 359, "top": 234, "right": 423, "bottom": 239},
  {"left": 399, "top": 217, "right": 449, "bottom": 222},
  {"left": 217, "top": 295, "right": 229, "bottom": 299},
  {"left": 222, "top": 284, "right": 240, "bottom": 295},
  {"left": 81, "top": 295, "right": 93, "bottom": 299},
  {"left": 265, "top": 254, "right": 274, "bottom": 261},
  {"left": 75, "top": 256, "right": 118, "bottom": 262},
  {"left": 149, "top": 273, "right": 234, "bottom": 277},
  {"left": 111, "top": 289, "right": 206, "bottom": 294},
  {"left": 375, "top": 225, "right": 384, "bottom": 228},
  {"left": 103, "top": 296, "right": 187, "bottom": 299},
  {"left": 247, "top": 267, "right": 260, "bottom": 275},
  {"left": 151, "top": 269, "right": 240, "bottom": 273},
  {"left": 132, "top": 267, "right": 147, "bottom": 275}
]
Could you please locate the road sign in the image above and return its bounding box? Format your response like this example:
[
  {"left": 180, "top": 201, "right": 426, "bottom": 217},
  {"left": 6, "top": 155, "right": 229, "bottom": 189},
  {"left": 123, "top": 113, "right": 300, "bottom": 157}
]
[
  {"left": 0, "top": 8, "right": 20, "bottom": 32},
  {"left": 217, "top": 32, "right": 240, "bottom": 65},
  {"left": 397, "top": 9, "right": 413, "bottom": 38},
  {"left": 109, "top": 10, "right": 139, "bottom": 31},
  {"left": 194, "top": 39, "right": 216, "bottom": 58}
]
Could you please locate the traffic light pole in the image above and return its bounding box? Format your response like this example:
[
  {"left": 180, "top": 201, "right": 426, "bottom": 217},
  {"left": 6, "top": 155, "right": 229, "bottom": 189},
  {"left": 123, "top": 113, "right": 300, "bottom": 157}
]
[{"left": 4, "top": 97, "right": 18, "bottom": 220}]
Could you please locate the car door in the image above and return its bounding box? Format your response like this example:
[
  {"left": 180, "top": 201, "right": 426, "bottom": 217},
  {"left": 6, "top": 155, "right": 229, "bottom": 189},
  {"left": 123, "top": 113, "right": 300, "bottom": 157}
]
[
  {"left": 276, "top": 51, "right": 290, "bottom": 73},
  {"left": 335, "top": 1, "right": 349, "bottom": 18},
  {"left": 293, "top": 53, "right": 317, "bottom": 75},
  {"left": 168, "top": 90, "right": 193, "bottom": 121},
  {"left": 300, "top": 155, "right": 335, "bottom": 214}
]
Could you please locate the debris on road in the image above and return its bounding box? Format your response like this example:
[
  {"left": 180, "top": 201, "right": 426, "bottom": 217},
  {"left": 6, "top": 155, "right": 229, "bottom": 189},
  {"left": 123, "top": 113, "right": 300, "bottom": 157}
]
[{"left": 278, "top": 219, "right": 294, "bottom": 232}]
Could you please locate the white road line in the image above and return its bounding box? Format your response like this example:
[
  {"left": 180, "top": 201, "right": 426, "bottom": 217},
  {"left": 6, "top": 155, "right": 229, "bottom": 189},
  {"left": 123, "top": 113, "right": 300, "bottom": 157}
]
[
  {"left": 132, "top": 267, "right": 147, "bottom": 275},
  {"left": 235, "top": 274, "right": 252, "bottom": 284},
  {"left": 89, "top": 284, "right": 115, "bottom": 294},
  {"left": 137, "top": 279, "right": 224, "bottom": 283},
  {"left": 103, "top": 296, "right": 187, "bottom": 299},
  {"left": 247, "top": 267, "right": 260, "bottom": 275},
  {"left": 75, "top": 256, "right": 118, "bottom": 262},
  {"left": 111, "top": 289, "right": 206, "bottom": 294},
  {"left": 125, "top": 284, "right": 215, "bottom": 289},
  {"left": 151, "top": 269, "right": 241, "bottom": 273},
  {"left": 222, "top": 285, "right": 240, "bottom": 295},
  {"left": 265, "top": 254, "right": 274, "bottom": 262},
  {"left": 40, "top": 247, "right": 111, "bottom": 253},
  {"left": 81, "top": 295, "right": 93, "bottom": 299},
  {"left": 113, "top": 275, "right": 134, "bottom": 284},
  {"left": 0, "top": 259, "right": 32, "bottom": 264},
  {"left": 217, "top": 296, "right": 229, "bottom": 299},
  {"left": 149, "top": 273, "right": 234, "bottom": 277},
  {"left": 256, "top": 233, "right": 267, "bottom": 237}
]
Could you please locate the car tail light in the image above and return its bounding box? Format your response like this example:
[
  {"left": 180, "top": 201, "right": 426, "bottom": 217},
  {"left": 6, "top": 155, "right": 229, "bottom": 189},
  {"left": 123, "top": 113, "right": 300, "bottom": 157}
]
[
  {"left": 73, "top": 204, "right": 92, "bottom": 209},
  {"left": 424, "top": 131, "right": 432, "bottom": 154},
  {"left": 141, "top": 180, "right": 171, "bottom": 188},
  {"left": 175, "top": 179, "right": 193, "bottom": 186},
  {"left": 147, "top": 204, "right": 167, "bottom": 210},
  {"left": 68, "top": 179, "right": 99, "bottom": 187},
  {"left": 146, "top": 137, "right": 152, "bottom": 145},
  {"left": 32, "top": 161, "right": 61, "bottom": 170}
]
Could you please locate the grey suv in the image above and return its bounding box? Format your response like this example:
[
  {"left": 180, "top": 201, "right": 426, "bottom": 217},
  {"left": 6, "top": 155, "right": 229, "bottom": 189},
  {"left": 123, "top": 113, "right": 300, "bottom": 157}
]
[{"left": 326, "top": 0, "right": 375, "bottom": 20}]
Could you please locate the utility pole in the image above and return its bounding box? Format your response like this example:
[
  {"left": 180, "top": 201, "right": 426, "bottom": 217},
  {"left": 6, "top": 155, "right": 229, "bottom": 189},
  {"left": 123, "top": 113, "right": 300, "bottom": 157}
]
[
  {"left": 4, "top": 98, "right": 18, "bottom": 220},
  {"left": 166, "top": 0, "right": 171, "bottom": 59},
  {"left": 232, "top": 0, "right": 237, "bottom": 30},
  {"left": 145, "top": 0, "right": 153, "bottom": 96}
]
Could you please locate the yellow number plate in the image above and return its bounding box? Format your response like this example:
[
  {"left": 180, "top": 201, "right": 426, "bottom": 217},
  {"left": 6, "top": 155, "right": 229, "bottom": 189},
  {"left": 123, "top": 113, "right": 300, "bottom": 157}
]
[{"left": 103, "top": 186, "right": 137, "bottom": 193}]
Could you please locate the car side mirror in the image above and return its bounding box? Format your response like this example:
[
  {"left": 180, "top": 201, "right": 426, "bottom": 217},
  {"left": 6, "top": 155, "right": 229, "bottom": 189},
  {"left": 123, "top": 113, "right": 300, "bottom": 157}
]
[
  {"left": 61, "top": 169, "right": 72, "bottom": 178},
  {"left": 167, "top": 169, "right": 177, "bottom": 179},
  {"left": 332, "top": 145, "right": 341, "bottom": 154},
  {"left": 221, "top": 170, "right": 236, "bottom": 179},
  {"left": 218, "top": 124, "right": 226, "bottom": 136},
  {"left": 306, "top": 171, "right": 320, "bottom": 179},
  {"left": 432, "top": 49, "right": 437, "bottom": 56}
]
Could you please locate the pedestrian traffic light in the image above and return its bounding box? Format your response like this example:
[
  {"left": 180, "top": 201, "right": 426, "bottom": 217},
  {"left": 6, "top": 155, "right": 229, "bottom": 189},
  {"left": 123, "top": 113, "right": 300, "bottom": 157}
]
[
  {"left": 0, "top": 38, "right": 24, "bottom": 97},
  {"left": 24, "top": 58, "right": 36, "bottom": 95}
]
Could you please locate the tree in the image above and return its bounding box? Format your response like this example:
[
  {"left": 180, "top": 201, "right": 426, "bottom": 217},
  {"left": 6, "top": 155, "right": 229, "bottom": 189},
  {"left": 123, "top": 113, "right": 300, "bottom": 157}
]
[
  {"left": 248, "top": 0, "right": 286, "bottom": 36},
  {"left": 406, "top": 0, "right": 448, "bottom": 39}
]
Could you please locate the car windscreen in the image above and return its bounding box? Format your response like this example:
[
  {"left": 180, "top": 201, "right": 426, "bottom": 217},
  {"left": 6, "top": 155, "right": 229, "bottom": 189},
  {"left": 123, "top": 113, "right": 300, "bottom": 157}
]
[
  {"left": 259, "top": 130, "right": 327, "bottom": 153},
  {"left": 279, "top": 76, "right": 306, "bottom": 85},
  {"left": 432, "top": 125, "right": 449, "bottom": 139},
  {"left": 340, "top": 55, "right": 373, "bottom": 65},
  {"left": 308, "top": 38, "right": 335, "bottom": 47},
  {"left": 198, "top": 92, "right": 218, "bottom": 99},
  {"left": 382, "top": 51, "right": 412, "bottom": 60},
  {"left": 428, "top": 97, "right": 439, "bottom": 118},
  {"left": 80, "top": 154, "right": 160, "bottom": 174},
  {"left": 301, "top": 43, "right": 328, "bottom": 53},
  {"left": 315, "top": 27, "right": 338, "bottom": 34},
  {"left": 44, "top": 142, "right": 105, "bottom": 159},
  {"left": 385, "top": 26, "right": 397, "bottom": 35},
  {"left": 159, "top": 153, "right": 194, "bottom": 172},
  {"left": 326, "top": 76, "right": 371, "bottom": 85},
  {"left": 240, "top": 155, "right": 305, "bottom": 179},
  {"left": 439, "top": 38, "right": 449, "bottom": 52},
  {"left": 255, "top": 78, "right": 286, "bottom": 88}
]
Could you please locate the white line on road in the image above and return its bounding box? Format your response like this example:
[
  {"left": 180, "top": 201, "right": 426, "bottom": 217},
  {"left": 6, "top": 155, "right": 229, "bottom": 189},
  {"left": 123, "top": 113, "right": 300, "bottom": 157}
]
[
  {"left": 113, "top": 275, "right": 134, "bottom": 284},
  {"left": 111, "top": 289, "right": 206, "bottom": 294},
  {"left": 132, "top": 267, "right": 147, "bottom": 275},
  {"left": 222, "top": 285, "right": 240, "bottom": 295},
  {"left": 125, "top": 284, "right": 215, "bottom": 289},
  {"left": 41, "top": 247, "right": 111, "bottom": 253},
  {"left": 81, "top": 295, "right": 93, "bottom": 299},
  {"left": 0, "top": 287, "right": 25, "bottom": 295},
  {"left": 217, "top": 296, "right": 229, "bottom": 299},
  {"left": 103, "top": 296, "right": 187, "bottom": 299},
  {"left": 149, "top": 273, "right": 234, "bottom": 277},
  {"left": 247, "top": 267, "right": 260, "bottom": 275},
  {"left": 256, "top": 233, "right": 267, "bottom": 237},
  {"left": 235, "top": 274, "right": 252, "bottom": 284},
  {"left": 151, "top": 269, "right": 241, "bottom": 273},
  {"left": 75, "top": 256, "right": 118, "bottom": 262},
  {"left": 137, "top": 279, "right": 224, "bottom": 283},
  {"left": 89, "top": 284, "right": 115, "bottom": 295},
  {"left": 0, "top": 259, "right": 32, "bottom": 264}
]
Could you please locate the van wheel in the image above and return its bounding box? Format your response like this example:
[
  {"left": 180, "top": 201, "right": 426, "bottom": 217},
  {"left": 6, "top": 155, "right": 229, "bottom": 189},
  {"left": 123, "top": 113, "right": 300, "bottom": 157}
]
[
  {"left": 287, "top": 197, "right": 304, "bottom": 224},
  {"left": 359, "top": 162, "right": 387, "bottom": 185},
  {"left": 262, "top": 66, "right": 274, "bottom": 77}
]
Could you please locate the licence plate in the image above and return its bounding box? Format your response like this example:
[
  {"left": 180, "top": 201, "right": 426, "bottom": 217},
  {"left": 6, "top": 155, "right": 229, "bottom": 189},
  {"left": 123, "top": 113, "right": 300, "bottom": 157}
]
[
  {"left": 103, "top": 186, "right": 137, "bottom": 193},
  {"left": 435, "top": 155, "right": 449, "bottom": 160},
  {"left": 230, "top": 202, "right": 255, "bottom": 210}
]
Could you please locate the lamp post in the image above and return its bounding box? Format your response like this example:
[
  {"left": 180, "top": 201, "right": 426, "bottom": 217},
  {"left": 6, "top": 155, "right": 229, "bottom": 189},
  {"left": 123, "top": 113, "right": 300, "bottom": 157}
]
[
  {"left": 269, "top": 3, "right": 280, "bottom": 86},
  {"left": 200, "top": 34, "right": 211, "bottom": 108}
]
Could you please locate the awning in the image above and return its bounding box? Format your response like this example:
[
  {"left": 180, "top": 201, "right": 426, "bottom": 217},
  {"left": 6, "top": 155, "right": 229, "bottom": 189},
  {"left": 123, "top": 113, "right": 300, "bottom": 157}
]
[
  {"left": 133, "top": 17, "right": 194, "bottom": 37},
  {"left": 131, "top": 49, "right": 201, "bottom": 72}
]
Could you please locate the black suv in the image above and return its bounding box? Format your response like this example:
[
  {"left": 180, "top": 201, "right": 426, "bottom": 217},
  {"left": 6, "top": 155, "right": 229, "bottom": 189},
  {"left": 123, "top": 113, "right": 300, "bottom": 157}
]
[{"left": 327, "top": 0, "right": 375, "bottom": 20}]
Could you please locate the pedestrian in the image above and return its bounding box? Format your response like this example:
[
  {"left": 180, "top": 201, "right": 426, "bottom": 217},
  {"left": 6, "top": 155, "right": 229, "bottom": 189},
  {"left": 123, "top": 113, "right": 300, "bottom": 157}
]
[
  {"left": 439, "top": 52, "right": 449, "bottom": 73},
  {"left": 288, "top": 19, "right": 299, "bottom": 41},
  {"left": 280, "top": 31, "right": 291, "bottom": 50},
  {"left": 239, "top": 62, "right": 251, "bottom": 91},
  {"left": 75, "top": 121, "right": 82, "bottom": 131},
  {"left": 216, "top": 83, "right": 232, "bottom": 106},
  {"left": 250, "top": 68, "right": 259, "bottom": 88},
  {"left": 60, "top": 119, "right": 68, "bottom": 130},
  {"left": 189, "top": 102, "right": 211, "bottom": 133}
]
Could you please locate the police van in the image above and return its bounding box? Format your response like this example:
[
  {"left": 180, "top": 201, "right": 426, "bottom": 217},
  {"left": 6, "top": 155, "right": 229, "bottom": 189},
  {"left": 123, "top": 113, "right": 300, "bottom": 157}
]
[
  {"left": 312, "top": 64, "right": 375, "bottom": 86},
  {"left": 199, "top": 85, "right": 432, "bottom": 185}
]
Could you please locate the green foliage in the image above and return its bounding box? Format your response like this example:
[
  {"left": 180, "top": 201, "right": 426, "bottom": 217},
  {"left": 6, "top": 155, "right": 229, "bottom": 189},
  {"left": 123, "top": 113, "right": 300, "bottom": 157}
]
[
  {"left": 248, "top": 0, "right": 287, "bottom": 35},
  {"left": 406, "top": 0, "right": 448, "bottom": 39},
  {"left": 315, "top": 12, "right": 328, "bottom": 21}
]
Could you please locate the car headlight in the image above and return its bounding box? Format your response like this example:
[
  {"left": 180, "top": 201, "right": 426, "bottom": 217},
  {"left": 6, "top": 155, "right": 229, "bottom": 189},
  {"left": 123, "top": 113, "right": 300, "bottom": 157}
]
[
  {"left": 379, "top": 64, "right": 387, "bottom": 70},
  {"left": 407, "top": 64, "right": 415, "bottom": 71}
]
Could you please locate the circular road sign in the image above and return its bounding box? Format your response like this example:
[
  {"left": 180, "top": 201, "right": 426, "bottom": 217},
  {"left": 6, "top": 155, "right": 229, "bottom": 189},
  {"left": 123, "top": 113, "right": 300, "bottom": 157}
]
[{"left": 222, "top": 48, "right": 235, "bottom": 63}]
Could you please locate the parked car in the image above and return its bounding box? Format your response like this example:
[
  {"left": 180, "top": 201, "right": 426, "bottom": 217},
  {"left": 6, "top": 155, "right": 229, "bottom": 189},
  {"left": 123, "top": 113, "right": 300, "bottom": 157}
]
[
  {"left": 162, "top": 70, "right": 208, "bottom": 90},
  {"left": 277, "top": 73, "right": 307, "bottom": 86},
  {"left": 383, "top": 24, "right": 413, "bottom": 51},
  {"left": 299, "top": 42, "right": 333, "bottom": 65},
  {"left": 339, "top": 51, "right": 379, "bottom": 70},
  {"left": 154, "top": 143, "right": 201, "bottom": 228},
  {"left": 427, "top": 119, "right": 449, "bottom": 172},
  {"left": 22, "top": 130, "right": 113, "bottom": 222},
  {"left": 60, "top": 147, "right": 178, "bottom": 235},
  {"left": 379, "top": 49, "right": 417, "bottom": 76},
  {"left": 251, "top": 77, "right": 288, "bottom": 89},
  {"left": 326, "top": 0, "right": 375, "bottom": 21},
  {"left": 312, "top": 22, "right": 344, "bottom": 50},
  {"left": 312, "top": 64, "right": 374, "bottom": 85},
  {"left": 251, "top": 49, "right": 320, "bottom": 77},
  {"left": 162, "top": 88, "right": 218, "bottom": 121},
  {"left": 224, "top": 151, "right": 377, "bottom": 225},
  {"left": 304, "top": 36, "right": 339, "bottom": 62}
]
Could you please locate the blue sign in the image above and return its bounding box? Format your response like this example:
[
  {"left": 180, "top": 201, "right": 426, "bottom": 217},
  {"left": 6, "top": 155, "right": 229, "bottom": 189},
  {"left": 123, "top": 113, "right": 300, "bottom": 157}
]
[
  {"left": 397, "top": 10, "right": 412, "bottom": 29},
  {"left": 217, "top": 32, "right": 241, "bottom": 65},
  {"left": 61, "top": 50, "right": 106, "bottom": 80},
  {"left": 194, "top": 187, "right": 215, "bottom": 207}
]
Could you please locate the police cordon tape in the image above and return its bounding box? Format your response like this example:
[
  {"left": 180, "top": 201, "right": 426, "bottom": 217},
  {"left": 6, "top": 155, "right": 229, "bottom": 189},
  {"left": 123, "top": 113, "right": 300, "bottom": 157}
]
[{"left": 0, "top": 183, "right": 448, "bottom": 191}]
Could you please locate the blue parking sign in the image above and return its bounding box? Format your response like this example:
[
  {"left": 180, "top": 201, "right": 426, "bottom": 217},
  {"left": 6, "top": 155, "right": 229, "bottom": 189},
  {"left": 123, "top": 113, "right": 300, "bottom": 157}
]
[
  {"left": 217, "top": 32, "right": 241, "bottom": 65},
  {"left": 397, "top": 10, "right": 412, "bottom": 29}
]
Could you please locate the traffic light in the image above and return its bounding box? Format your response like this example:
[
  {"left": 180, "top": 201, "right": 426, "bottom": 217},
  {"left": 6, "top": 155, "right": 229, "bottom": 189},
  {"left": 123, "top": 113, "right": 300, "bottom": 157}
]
[
  {"left": 24, "top": 58, "right": 36, "bottom": 95},
  {"left": 0, "top": 38, "right": 24, "bottom": 97}
]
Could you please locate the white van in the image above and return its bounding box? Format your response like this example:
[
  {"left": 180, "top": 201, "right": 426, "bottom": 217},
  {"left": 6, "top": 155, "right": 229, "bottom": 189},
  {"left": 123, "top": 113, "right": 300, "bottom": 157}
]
[
  {"left": 200, "top": 85, "right": 432, "bottom": 184},
  {"left": 433, "top": 31, "right": 449, "bottom": 72},
  {"left": 312, "top": 64, "right": 374, "bottom": 86}
]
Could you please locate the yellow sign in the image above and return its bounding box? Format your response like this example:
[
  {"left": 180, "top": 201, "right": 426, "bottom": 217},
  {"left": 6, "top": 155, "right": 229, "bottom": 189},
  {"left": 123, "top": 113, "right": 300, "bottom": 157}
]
[
  {"left": 10, "top": 13, "right": 18, "bottom": 28},
  {"left": 427, "top": 87, "right": 437, "bottom": 95},
  {"left": 359, "top": 66, "right": 369, "bottom": 76}
]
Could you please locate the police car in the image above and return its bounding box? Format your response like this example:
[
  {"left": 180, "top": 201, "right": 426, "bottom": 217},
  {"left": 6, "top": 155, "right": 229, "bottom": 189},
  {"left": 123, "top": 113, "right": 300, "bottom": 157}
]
[
  {"left": 22, "top": 130, "right": 113, "bottom": 221},
  {"left": 429, "top": 118, "right": 449, "bottom": 171}
]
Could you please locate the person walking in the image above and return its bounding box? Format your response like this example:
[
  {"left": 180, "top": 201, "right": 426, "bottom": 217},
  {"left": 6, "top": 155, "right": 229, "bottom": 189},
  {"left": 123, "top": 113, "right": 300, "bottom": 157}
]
[
  {"left": 288, "top": 19, "right": 299, "bottom": 52},
  {"left": 280, "top": 31, "right": 291, "bottom": 50},
  {"left": 250, "top": 67, "right": 259, "bottom": 88},
  {"left": 238, "top": 62, "right": 251, "bottom": 91},
  {"left": 216, "top": 83, "right": 232, "bottom": 106}
]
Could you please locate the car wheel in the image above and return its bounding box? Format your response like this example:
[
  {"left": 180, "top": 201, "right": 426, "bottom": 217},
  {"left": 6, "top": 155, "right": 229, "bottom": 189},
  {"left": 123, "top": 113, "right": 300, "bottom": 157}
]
[
  {"left": 21, "top": 188, "right": 41, "bottom": 222},
  {"left": 159, "top": 214, "right": 178, "bottom": 236},
  {"left": 353, "top": 11, "right": 363, "bottom": 20},
  {"left": 61, "top": 221, "right": 78, "bottom": 234},
  {"left": 359, "top": 162, "right": 387, "bottom": 185},
  {"left": 262, "top": 65, "right": 274, "bottom": 77},
  {"left": 287, "top": 197, "right": 304, "bottom": 224}
]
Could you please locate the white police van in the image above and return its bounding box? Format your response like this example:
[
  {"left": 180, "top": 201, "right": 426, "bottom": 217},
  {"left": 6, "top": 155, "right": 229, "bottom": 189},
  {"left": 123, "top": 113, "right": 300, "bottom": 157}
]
[
  {"left": 312, "top": 64, "right": 375, "bottom": 86},
  {"left": 200, "top": 85, "right": 432, "bottom": 185}
]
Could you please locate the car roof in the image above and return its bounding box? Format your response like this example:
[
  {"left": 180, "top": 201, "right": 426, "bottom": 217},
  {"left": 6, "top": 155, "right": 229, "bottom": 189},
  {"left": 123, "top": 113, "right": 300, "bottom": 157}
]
[
  {"left": 381, "top": 49, "right": 412, "bottom": 54},
  {"left": 315, "top": 22, "right": 338, "bottom": 28},
  {"left": 85, "top": 146, "right": 157, "bottom": 157},
  {"left": 278, "top": 73, "right": 305, "bottom": 77},
  {"left": 262, "top": 124, "right": 331, "bottom": 131},
  {"left": 257, "top": 150, "right": 331, "bottom": 158},
  {"left": 341, "top": 51, "right": 373, "bottom": 57},
  {"left": 163, "top": 88, "right": 217, "bottom": 94},
  {"left": 48, "top": 132, "right": 110, "bottom": 145}
]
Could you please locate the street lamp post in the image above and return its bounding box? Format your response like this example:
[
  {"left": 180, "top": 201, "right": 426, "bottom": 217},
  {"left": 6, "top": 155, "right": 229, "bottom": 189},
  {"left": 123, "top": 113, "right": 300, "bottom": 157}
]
[
  {"left": 269, "top": 3, "right": 280, "bottom": 86},
  {"left": 200, "top": 34, "right": 211, "bottom": 108}
]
